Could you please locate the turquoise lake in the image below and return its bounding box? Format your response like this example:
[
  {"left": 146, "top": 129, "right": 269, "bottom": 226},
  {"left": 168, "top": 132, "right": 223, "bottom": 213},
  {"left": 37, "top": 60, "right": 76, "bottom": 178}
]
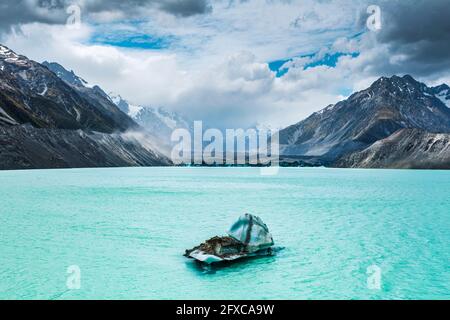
[{"left": 0, "top": 167, "right": 449, "bottom": 300}]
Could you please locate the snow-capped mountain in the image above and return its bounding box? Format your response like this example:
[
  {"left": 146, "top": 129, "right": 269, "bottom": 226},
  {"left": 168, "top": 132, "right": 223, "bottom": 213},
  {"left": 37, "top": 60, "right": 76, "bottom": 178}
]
[
  {"left": 43, "top": 59, "right": 188, "bottom": 154},
  {"left": 0, "top": 44, "right": 170, "bottom": 169},
  {"left": 279, "top": 75, "right": 450, "bottom": 163},
  {"left": 109, "top": 93, "right": 192, "bottom": 145},
  {"left": 0, "top": 44, "right": 137, "bottom": 132}
]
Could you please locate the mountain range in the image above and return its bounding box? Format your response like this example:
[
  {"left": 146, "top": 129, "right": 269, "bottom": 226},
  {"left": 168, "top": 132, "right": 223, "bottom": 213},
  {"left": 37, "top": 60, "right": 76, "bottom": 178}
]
[
  {"left": 0, "top": 44, "right": 170, "bottom": 169},
  {"left": 1, "top": 44, "right": 449, "bottom": 170},
  {"left": 42, "top": 61, "right": 192, "bottom": 154},
  {"left": 279, "top": 75, "right": 450, "bottom": 168}
]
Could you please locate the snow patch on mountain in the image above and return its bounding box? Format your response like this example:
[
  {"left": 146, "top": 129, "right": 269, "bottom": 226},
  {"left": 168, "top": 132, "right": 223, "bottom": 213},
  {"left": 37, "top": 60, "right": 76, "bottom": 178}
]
[
  {"left": 436, "top": 90, "right": 450, "bottom": 108},
  {"left": 316, "top": 104, "right": 336, "bottom": 115},
  {"left": 0, "top": 45, "right": 28, "bottom": 66},
  {"left": 108, "top": 93, "right": 191, "bottom": 147},
  {"left": 128, "top": 103, "right": 143, "bottom": 118},
  {"left": 110, "top": 95, "right": 121, "bottom": 106},
  {"left": 38, "top": 84, "right": 48, "bottom": 96}
]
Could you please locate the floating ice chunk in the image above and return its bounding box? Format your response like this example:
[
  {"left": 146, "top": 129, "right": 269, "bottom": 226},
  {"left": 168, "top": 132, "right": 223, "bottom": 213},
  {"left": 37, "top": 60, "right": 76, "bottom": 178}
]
[
  {"left": 184, "top": 214, "right": 276, "bottom": 265},
  {"left": 227, "top": 213, "right": 274, "bottom": 253}
]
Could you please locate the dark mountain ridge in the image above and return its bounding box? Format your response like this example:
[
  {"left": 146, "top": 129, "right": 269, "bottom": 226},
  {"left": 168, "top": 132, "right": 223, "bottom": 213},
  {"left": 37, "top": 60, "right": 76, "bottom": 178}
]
[
  {"left": 279, "top": 75, "right": 450, "bottom": 163},
  {"left": 0, "top": 44, "right": 137, "bottom": 133},
  {"left": 335, "top": 128, "right": 450, "bottom": 169},
  {"left": 0, "top": 44, "right": 170, "bottom": 170},
  {"left": 41, "top": 61, "right": 137, "bottom": 132}
]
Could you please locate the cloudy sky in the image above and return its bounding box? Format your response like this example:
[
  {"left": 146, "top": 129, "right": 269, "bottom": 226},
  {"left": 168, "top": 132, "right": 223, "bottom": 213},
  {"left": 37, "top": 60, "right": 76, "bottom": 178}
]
[{"left": 1, "top": 0, "right": 449, "bottom": 128}]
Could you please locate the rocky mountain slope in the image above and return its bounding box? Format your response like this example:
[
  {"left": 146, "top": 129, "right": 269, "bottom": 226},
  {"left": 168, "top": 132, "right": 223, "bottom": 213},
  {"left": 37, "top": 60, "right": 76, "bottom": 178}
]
[
  {"left": 0, "top": 45, "right": 137, "bottom": 133},
  {"left": 0, "top": 45, "right": 170, "bottom": 170},
  {"left": 335, "top": 129, "right": 450, "bottom": 169},
  {"left": 0, "top": 125, "right": 170, "bottom": 170},
  {"left": 41, "top": 61, "right": 137, "bottom": 131},
  {"left": 279, "top": 75, "right": 450, "bottom": 164}
]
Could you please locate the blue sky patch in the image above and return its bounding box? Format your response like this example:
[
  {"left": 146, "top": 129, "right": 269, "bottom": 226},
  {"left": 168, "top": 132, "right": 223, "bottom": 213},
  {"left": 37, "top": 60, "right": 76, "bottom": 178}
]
[
  {"left": 306, "top": 52, "right": 359, "bottom": 69},
  {"left": 269, "top": 52, "right": 359, "bottom": 77},
  {"left": 90, "top": 33, "right": 174, "bottom": 50},
  {"left": 88, "top": 20, "right": 176, "bottom": 50}
]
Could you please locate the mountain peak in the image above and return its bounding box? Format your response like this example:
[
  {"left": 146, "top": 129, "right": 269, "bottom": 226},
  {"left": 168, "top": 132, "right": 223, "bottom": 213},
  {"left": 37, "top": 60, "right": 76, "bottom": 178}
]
[
  {"left": 371, "top": 74, "right": 421, "bottom": 87},
  {"left": 0, "top": 44, "right": 12, "bottom": 56},
  {"left": 280, "top": 74, "right": 450, "bottom": 161},
  {"left": 367, "top": 74, "right": 431, "bottom": 99},
  {"left": 108, "top": 93, "right": 131, "bottom": 114},
  {"left": 42, "top": 61, "right": 90, "bottom": 87},
  {"left": 401, "top": 74, "right": 416, "bottom": 83},
  {"left": 432, "top": 83, "right": 450, "bottom": 92},
  {"left": 0, "top": 44, "right": 16, "bottom": 57},
  {"left": 1, "top": 46, "right": 138, "bottom": 133},
  {"left": 0, "top": 44, "right": 29, "bottom": 66}
]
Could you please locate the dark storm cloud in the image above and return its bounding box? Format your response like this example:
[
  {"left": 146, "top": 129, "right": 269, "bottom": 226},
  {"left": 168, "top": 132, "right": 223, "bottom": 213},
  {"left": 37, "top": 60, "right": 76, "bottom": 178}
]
[
  {"left": 0, "top": 0, "right": 67, "bottom": 33},
  {"left": 0, "top": 0, "right": 211, "bottom": 34},
  {"left": 83, "top": 0, "right": 211, "bottom": 17},
  {"left": 160, "top": 0, "right": 212, "bottom": 17},
  {"left": 360, "top": 0, "right": 450, "bottom": 76}
]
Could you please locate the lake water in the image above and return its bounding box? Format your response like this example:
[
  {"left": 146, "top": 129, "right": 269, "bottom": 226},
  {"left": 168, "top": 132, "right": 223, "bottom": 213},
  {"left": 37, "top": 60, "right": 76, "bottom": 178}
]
[{"left": 0, "top": 167, "right": 449, "bottom": 300}]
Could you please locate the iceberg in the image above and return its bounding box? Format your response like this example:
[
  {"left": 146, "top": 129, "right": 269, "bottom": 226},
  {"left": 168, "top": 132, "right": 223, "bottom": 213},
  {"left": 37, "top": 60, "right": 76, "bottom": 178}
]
[{"left": 184, "top": 214, "right": 276, "bottom": 265}]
